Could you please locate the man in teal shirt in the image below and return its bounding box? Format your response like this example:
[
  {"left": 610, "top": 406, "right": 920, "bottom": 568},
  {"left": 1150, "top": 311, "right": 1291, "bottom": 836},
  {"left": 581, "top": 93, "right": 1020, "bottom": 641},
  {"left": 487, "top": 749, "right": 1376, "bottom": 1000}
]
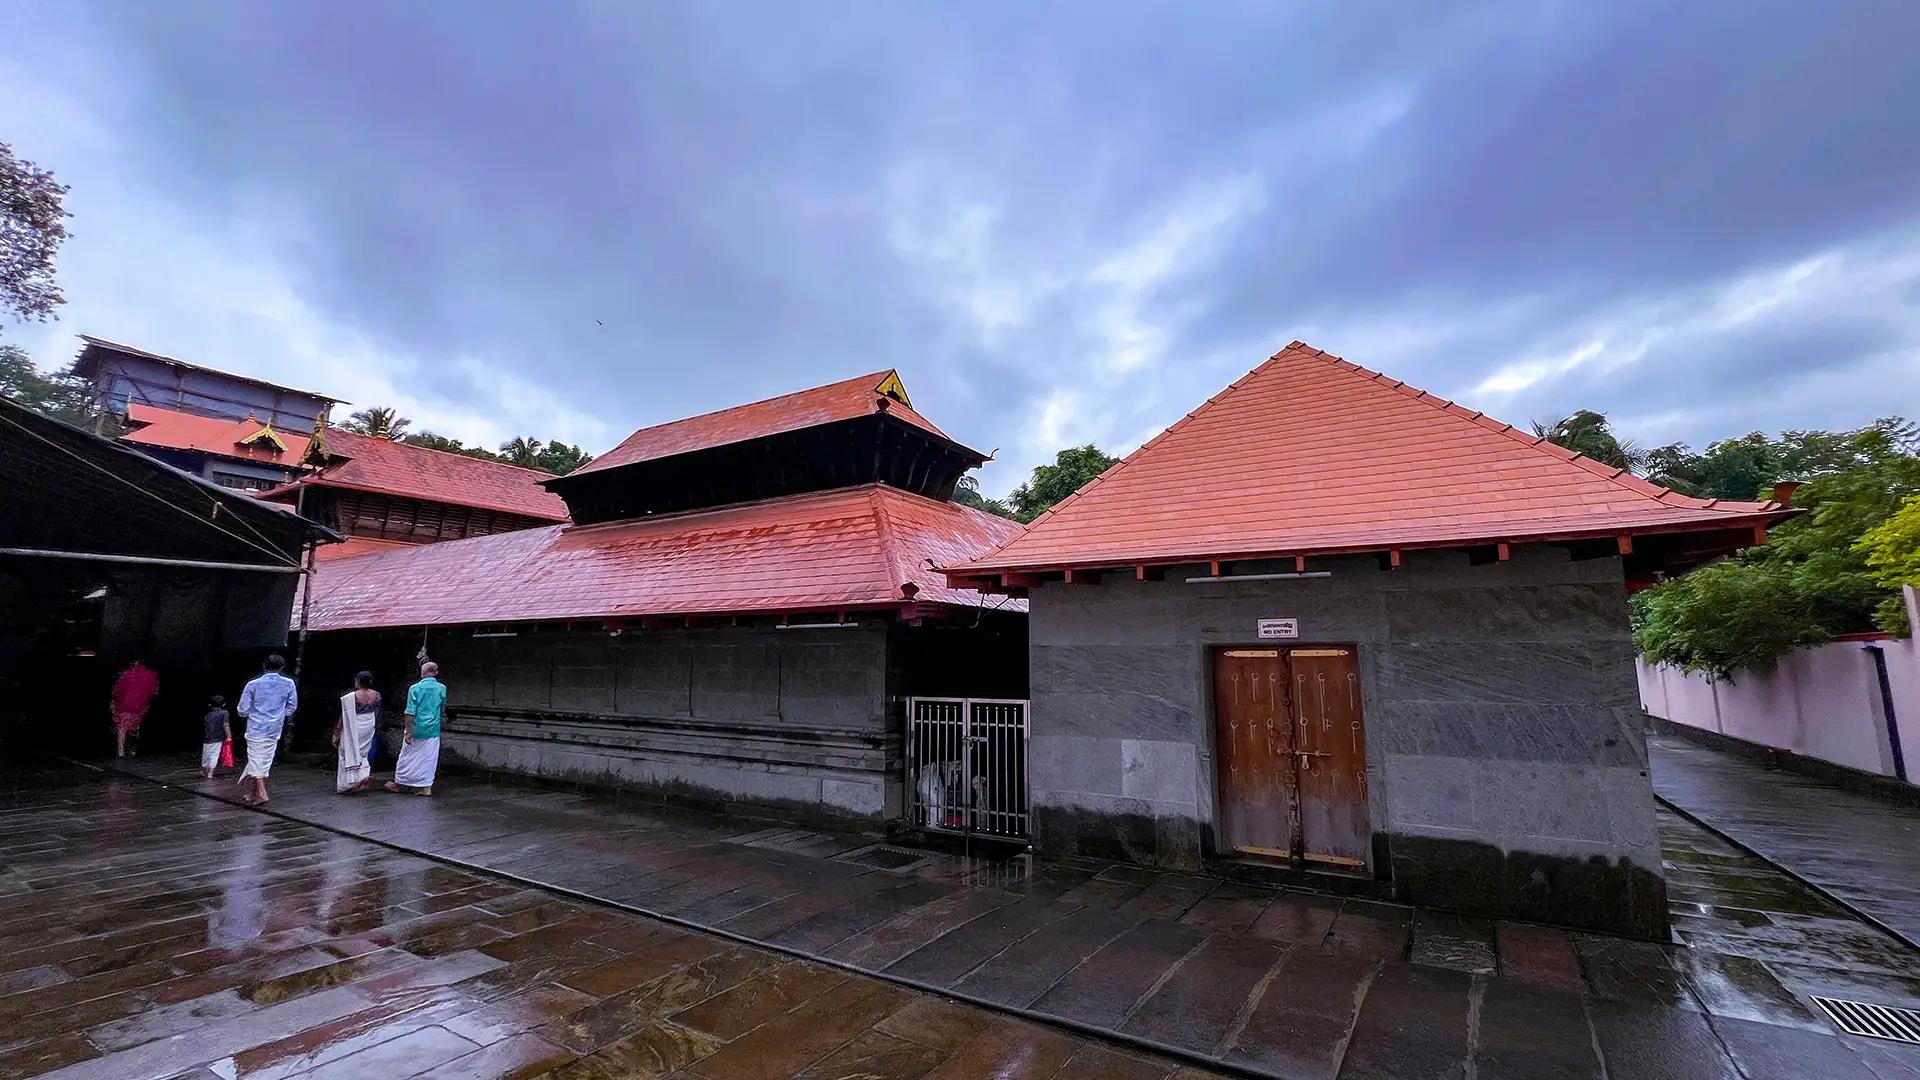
[{"left": 387, "top": 661, "right": 447, "bottom": 796}]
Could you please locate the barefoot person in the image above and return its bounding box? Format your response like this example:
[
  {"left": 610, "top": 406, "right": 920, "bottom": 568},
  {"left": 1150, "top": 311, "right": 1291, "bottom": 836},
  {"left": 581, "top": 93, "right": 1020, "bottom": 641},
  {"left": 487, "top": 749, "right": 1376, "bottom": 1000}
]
[
  {"left": 199, "top": 695, "right": 231, "bottom": 780},
  {"left": 109, "top": 660, "right": 159, "bottom": 758},
  {"left": 334, "top": 672, "right": 379, "bottom": 794},
  {"left": 236, "top": 655, "right": 298, "bottom": 806},
  {"left": 387, "top": 662, "right": 445, "bottom": 797}
]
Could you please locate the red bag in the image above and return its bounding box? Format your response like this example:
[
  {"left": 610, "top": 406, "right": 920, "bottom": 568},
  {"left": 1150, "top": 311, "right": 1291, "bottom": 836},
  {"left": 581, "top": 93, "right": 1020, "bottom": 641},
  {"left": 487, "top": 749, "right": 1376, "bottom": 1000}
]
[{"left": 219, "top": 739, "right": 235, "bottom": 769}]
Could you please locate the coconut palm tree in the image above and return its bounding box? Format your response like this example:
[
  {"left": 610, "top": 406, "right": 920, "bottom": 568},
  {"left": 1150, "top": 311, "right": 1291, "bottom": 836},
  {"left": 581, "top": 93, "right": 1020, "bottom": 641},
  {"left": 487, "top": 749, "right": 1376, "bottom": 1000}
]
[
  {"left": 1531, "top": 410, "right": 1647, "bottom": 472},
  {"left": 341, "top": 406, "right": 412, "bottom": 440},
  {"left": 498, "top": 436, "right": 544, "bottom": 468}
]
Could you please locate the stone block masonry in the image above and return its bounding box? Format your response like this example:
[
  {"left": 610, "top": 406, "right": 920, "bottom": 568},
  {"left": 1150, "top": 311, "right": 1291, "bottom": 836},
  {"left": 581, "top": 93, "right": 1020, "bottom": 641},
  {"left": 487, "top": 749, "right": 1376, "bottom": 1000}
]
[
  {"left": 1026, "top": 545, "right": 1667, "bottom": 937},
  {"left": 423, "top": 622, "right": 900, "bottom": 823}
]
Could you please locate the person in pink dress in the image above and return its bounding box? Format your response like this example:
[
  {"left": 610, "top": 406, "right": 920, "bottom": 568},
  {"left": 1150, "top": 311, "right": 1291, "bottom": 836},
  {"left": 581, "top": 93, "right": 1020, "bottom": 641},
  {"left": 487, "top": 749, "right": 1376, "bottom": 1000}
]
[{"left": 109, "top": 660, "right": 160, "bottom": 758}]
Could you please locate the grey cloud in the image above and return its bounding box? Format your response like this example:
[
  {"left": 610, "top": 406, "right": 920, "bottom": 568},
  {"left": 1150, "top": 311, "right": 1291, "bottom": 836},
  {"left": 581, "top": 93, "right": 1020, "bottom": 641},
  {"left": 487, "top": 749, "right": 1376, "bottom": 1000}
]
[{"left": 3, "top": 0, "right": 1916, "bottom": 490}]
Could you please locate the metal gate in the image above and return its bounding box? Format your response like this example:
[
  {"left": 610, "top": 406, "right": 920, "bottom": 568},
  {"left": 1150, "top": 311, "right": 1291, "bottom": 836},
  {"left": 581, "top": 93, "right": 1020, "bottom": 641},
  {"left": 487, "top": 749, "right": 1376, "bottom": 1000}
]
[{"left": 904, "top": 697, "right": 1030, "bottom": 840}]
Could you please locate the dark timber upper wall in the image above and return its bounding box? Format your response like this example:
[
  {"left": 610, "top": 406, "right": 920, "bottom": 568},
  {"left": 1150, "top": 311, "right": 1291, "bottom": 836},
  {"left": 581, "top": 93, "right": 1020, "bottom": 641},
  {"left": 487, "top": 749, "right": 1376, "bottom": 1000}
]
[{"left": 1025, "top": 544, "right": 1667, "bottom": 937}]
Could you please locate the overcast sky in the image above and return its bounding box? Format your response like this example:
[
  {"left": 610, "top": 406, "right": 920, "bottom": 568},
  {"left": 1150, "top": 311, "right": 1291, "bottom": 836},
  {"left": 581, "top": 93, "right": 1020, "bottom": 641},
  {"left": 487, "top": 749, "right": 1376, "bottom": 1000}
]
[{"left": 2, "top": 2, "right": 1916, "bottom": 493}]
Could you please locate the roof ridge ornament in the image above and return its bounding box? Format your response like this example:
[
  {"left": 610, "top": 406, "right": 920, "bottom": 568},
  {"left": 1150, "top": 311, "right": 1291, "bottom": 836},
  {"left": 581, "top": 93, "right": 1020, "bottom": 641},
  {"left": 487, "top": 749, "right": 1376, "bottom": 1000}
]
[
  {"left": 875, "top": 370, "right": 911, "bottom": 407},
  {"left": 237, "top": 421, "right": 288, "bottom": 452}
]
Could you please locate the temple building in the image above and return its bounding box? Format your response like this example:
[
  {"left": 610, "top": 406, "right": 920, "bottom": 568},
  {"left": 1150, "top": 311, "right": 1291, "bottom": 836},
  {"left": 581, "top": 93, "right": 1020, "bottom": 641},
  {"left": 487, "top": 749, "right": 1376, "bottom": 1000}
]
[
  {"left": 261, "top": 429, "right": 570, "bottom": 560},
  {"left": 118, "top": 402, "right": 314, "bottom": 491},
  {"left": 300, "top": 371, "right": 1026, "bottom": 822},
  {"left": 944, "top": 341, "right": 1795, "bottom": 937},
  {"left": 73, "top": 335, "right": 338, "bottom": 432}
]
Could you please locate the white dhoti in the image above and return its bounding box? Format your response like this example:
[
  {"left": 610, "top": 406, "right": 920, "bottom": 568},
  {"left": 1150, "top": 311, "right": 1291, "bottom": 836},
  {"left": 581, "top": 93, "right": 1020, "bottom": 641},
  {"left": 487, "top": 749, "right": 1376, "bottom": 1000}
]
[
  {"left": 393, "top": 736, "right": 440, "bottom": 788},
  {"left": 335, "top": 693, "right": 377, "bottom": 792},
  {"left": 200, "top": 742, "right": 223, "bottom": 770},
  {"left": 240, "top": 733, "right": 278, "bottom": 779}
]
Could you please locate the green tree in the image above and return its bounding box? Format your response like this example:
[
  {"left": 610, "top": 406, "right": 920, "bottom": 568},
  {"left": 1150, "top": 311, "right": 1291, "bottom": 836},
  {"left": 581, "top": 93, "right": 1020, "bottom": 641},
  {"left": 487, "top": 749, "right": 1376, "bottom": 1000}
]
[
  {"left": 341, "top": 406, "right": 412, "bottom": 439},
  {"left": 498, "top": 436, "right": 543, "bottom": 469},
  {"left": 1643, "top": 420, "right": 1917, "bottom": 501},
  {"left": 1633, "top": 561, "right": 1827, "bottom": 679},
  {"left": 530, "top": 441, "right": 593, "bottom": 475},
  {"left": 1858, "top": 493, "right": 1920, "bottom": 633},
  {"left": 0, "top": 343, "right": 91, "bottom": 425},
  {"left": 953, "top": 475, "right": 1016, "bottom": 519},
  {"left": 1008, "top": 445, "right": 1120, "bottom": 523},
  {"left": 0, "top": 142, "right": 71, "bottom": 334},
  {"left": 1531, "top": 410, "right": 1646, "bottom": 471},
  {"left": 1633, "top": 418, "right": 1920, "bottom": 674},
  {"left": 400, "top": 430, "right": 504, "bottom": 462}
]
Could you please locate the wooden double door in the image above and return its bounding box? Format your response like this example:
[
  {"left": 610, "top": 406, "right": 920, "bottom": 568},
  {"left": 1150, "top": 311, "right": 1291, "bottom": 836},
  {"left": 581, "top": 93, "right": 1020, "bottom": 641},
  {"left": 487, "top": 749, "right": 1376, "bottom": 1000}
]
[{"left": 1210, "top": 645, "right": 1370, "bottom": 868}]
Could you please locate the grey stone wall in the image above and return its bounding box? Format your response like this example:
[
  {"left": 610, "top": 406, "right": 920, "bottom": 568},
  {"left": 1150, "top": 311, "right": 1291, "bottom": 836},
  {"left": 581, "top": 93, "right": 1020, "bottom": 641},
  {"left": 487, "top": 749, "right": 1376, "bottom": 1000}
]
[
  {"left": 1027, "top": 545, "right": 1666, "bottom": 936},
  {"left": 422, "top": 623, "right": 898, "bottom": 821}
]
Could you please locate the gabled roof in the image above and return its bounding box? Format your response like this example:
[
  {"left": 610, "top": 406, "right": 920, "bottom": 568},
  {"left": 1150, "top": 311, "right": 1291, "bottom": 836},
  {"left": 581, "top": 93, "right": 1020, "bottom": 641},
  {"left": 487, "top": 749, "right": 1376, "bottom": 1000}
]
[
  {"left": 948, "top": 341, "right": 1793, "bottom": 576},
  {"left": 123, "top": 403, "right": 313, "bottom": 465},
  {"left": 76, "top": 335, "right": 342, "bottom": 403},
  {"left": 567, "top": 370, "right": 954, "bottom": 478},
  {"left": 302, "top": 484, "right": 1024, "bottom": 631},
  {"left": 291, "top": 429, "right": 570, "bottom": 522}
]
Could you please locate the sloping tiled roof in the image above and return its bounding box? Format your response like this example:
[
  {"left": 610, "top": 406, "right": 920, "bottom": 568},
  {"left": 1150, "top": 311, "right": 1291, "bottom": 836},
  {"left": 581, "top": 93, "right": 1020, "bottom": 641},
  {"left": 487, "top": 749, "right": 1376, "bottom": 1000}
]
[
  {"left": 949, "top": 341, "right": 1792, "bottom": 574},
  {"left": 302, "top": 429, "right": 570, "bottom": 521},
  {"left": 303, "top": 484, "right": 1024, "bottom": 630},
  {"left": 123, "top": 403, "right": 312, "bottom": 465},
  {"left": 314, "top": 535, "right": 413, "bottom": 563},
  {"left": 569, "top": 370, "right": 953, "bottom": 478}
]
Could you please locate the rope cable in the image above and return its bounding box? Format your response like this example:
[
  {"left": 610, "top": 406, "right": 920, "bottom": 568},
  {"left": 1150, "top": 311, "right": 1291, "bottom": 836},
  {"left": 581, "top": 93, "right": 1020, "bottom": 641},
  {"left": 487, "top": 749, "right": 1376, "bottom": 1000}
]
[{"left": 0, "top": 410, "right": 302, "bottom": 568}]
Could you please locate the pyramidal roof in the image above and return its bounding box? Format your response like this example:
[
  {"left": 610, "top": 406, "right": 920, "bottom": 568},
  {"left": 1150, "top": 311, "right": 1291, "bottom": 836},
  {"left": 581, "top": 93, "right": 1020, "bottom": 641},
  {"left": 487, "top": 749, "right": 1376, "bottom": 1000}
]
[
  {"left": 949, "top": 341, "right": 1791, "bottom": 575},
  {"left": 568, "top": 369, "right": 955, "bottom": 478}
]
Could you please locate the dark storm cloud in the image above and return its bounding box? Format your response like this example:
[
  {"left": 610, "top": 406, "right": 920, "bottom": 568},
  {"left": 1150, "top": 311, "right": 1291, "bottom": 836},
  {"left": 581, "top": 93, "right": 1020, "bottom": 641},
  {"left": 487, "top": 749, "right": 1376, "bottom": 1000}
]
[{"left": 6, "top": 1, "right": 1918, "bottom": 489}]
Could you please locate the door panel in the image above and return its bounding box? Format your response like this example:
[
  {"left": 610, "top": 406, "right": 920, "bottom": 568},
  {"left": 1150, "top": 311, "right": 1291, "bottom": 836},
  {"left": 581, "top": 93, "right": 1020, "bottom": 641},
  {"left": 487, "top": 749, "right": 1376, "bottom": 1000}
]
[
  {"left": 1289, "top": 648, "right": 1371, "bottom": 865},
  {"left": 1211, "top": 649, "right": 1295, "bottom": 857}
]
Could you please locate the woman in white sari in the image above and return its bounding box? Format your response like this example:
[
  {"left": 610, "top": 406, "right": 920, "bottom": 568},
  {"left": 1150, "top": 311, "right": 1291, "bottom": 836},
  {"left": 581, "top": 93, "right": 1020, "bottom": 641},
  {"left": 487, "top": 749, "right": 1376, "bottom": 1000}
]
[{"left": 333, "top": 671, "right": 380, "bottom": 794}]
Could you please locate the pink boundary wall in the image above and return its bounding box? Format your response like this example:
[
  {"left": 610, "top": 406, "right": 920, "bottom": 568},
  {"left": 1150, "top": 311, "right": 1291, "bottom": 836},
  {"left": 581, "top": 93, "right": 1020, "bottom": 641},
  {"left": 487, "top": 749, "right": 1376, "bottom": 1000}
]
[{"left": 1637, "top": 586, "right": 1920, "bottom": 783}]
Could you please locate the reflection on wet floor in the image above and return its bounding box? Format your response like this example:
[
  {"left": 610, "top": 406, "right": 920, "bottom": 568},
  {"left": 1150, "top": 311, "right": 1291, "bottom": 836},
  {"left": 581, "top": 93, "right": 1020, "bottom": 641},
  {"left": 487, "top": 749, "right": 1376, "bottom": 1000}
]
[
  {"left": 0, "top": 767, "right": 1224, "bottom": 1080},
  {"left": 11, "top": 754, "right": 1920, "bottom": 1079}
]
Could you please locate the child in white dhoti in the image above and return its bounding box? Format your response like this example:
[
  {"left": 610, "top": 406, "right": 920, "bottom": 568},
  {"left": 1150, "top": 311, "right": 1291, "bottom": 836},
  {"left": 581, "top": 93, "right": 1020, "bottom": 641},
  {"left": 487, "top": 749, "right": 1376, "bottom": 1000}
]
[
  {"left": 334, "top": 671, "right": 380, "bottom": 794},
  {"left": 387, "top": 662, "right": 446, "bottom": 797}
]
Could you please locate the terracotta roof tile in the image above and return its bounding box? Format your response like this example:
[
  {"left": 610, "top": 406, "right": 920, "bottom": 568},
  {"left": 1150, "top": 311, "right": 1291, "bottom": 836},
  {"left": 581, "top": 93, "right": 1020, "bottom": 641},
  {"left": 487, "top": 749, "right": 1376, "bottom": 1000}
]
[
  {"left": 122, "top": 403, "right": 311, "bottom": 465},
  {"left": 305, "top": 429, "right": 570, "bottom": 521},
  {"left": 303, "top": 484, "right": 1023, "bottom": 630},
  {"left": 570, "top": 370, "right": 951, "bottom": 477},
  {"left": 948, "top": 341, "right": 1792, "bottom": 574},
  {"left": 314, "top": 535, "right": 414, "bottom": 562}
]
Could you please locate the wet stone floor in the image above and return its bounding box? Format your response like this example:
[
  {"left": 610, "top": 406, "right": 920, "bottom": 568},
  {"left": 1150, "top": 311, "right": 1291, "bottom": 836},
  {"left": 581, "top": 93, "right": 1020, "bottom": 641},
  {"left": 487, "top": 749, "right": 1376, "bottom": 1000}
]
[
  {"left": 0, "top": 767, "right": 1221, "bottom": 1080},
  {"left": 1651, "top": 733, "right": 1920, "bottom": 950},
  {"left": 15, "top": 754, "right": 1920, "bottom": 1079}
]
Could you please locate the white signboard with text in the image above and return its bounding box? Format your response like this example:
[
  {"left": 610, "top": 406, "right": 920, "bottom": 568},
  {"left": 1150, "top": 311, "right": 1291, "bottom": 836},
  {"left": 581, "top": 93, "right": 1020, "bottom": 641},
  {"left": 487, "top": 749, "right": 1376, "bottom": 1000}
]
[{"left": 1257, "top": 618, "right": 1298, "bottom": 640}]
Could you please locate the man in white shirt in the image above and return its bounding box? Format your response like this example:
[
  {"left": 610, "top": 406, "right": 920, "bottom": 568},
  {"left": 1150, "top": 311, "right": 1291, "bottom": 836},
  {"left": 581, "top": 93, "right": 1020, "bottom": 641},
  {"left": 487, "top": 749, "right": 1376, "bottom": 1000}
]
[{"left": 236, "top": 654, "right": 298, "bottom": 806}]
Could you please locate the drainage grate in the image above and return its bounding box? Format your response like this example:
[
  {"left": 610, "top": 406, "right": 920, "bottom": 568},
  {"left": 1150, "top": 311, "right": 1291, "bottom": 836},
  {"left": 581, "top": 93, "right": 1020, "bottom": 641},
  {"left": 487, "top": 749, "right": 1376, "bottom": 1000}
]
[
  {"left": 837, "top": 845, "right": 931, "bottom": 872},
  {"left": 1811, "top": 996, "right": 1920, "bottom": 1044}
]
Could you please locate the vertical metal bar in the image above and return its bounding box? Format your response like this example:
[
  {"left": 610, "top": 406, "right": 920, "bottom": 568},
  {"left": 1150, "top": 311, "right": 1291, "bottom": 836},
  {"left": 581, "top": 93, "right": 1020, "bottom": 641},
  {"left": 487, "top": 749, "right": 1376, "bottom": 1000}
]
[
  {"left": 991, "top": 704, "right": 1000, "bottom": 835},
  {"left": 1021, "top": 699, "right": 1031, "bottom": 835},
  {"left": 905, "top": 697, "right": 917, "bottom": 826}
]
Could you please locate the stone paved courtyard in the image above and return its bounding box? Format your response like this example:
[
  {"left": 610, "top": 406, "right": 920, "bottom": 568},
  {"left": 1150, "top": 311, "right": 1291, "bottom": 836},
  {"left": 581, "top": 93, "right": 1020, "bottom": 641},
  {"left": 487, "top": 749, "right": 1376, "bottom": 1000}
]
[
  {"left": 10, "top": 747, "right": 1920, "bottom": 1078},
  {"left": 0, "top": 766, "right": 1220, "bottom": 1080},
  {"left": 1651, "top": 733, "right": 1920, "bottom": 949}
]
